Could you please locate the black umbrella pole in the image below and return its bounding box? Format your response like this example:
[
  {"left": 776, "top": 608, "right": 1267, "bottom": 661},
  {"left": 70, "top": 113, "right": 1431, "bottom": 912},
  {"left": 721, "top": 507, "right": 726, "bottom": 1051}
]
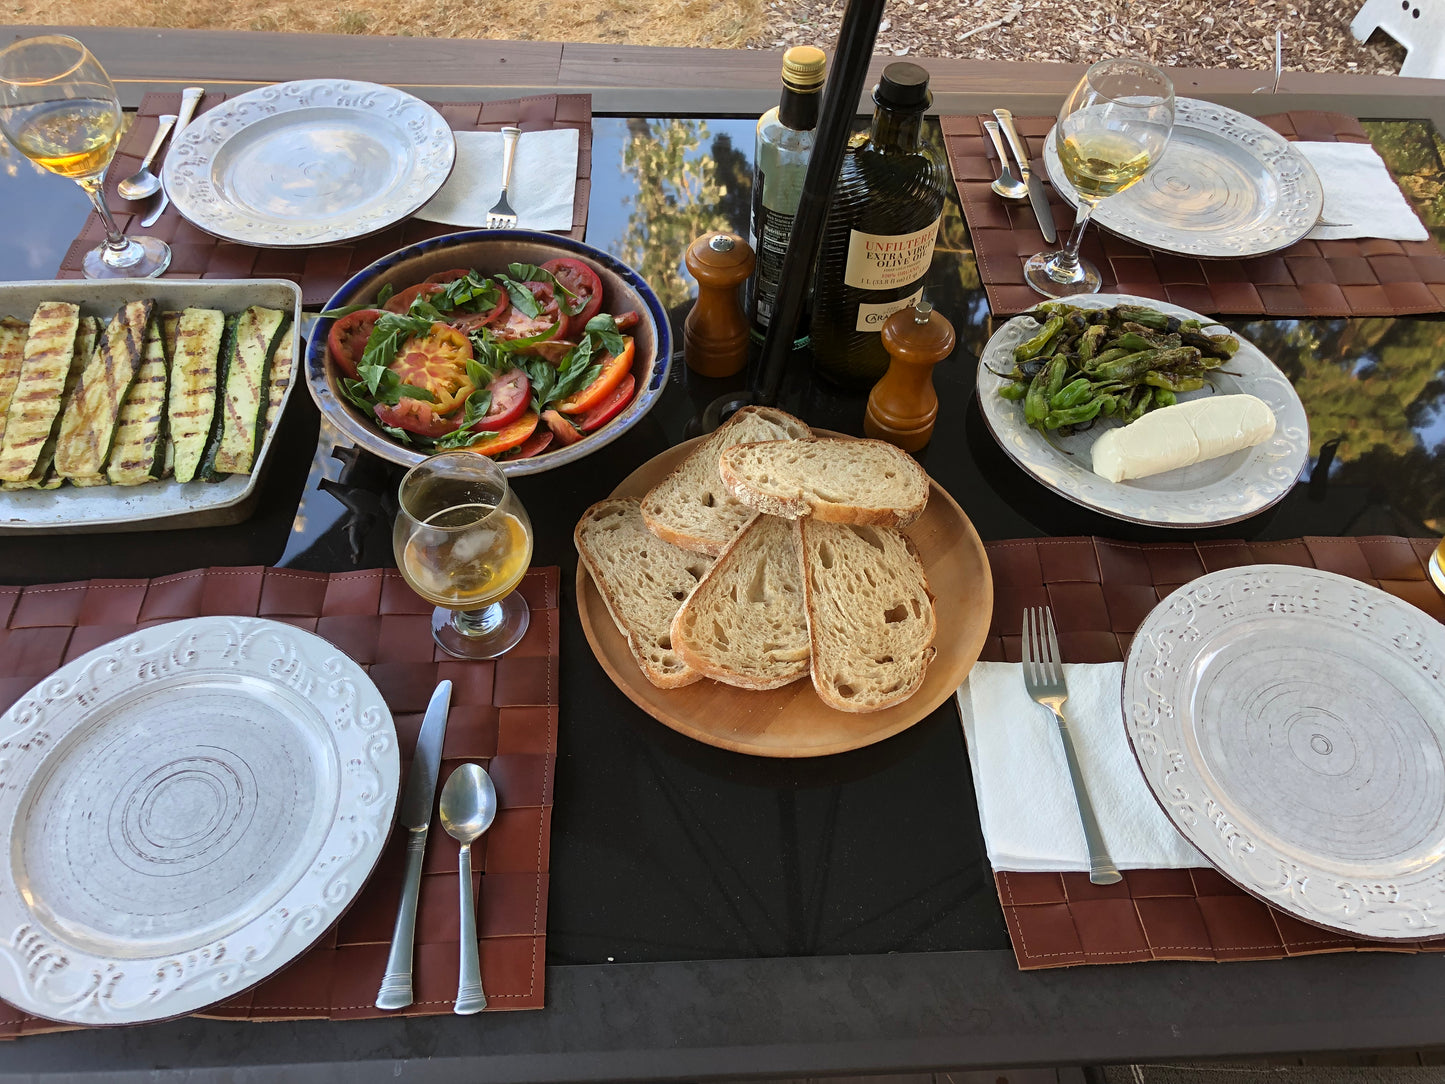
[{"left": 755, "top": 0, "right": 888, "bottom": 406}]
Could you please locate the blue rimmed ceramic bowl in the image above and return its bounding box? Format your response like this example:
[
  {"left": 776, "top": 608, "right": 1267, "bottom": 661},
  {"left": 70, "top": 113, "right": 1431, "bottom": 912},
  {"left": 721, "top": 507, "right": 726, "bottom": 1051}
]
[{"left": 304, "top": 229, "right": 672, "bottom": 476}]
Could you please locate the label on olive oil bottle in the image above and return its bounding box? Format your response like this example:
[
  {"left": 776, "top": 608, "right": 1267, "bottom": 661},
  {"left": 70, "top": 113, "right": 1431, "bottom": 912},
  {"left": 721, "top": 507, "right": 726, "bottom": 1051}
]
[
  {"left": 842, "top": 220, "right": 940, "bottom": 291},
  {"left": 855, "top": 288, "right": 924, "bottom": 332}
]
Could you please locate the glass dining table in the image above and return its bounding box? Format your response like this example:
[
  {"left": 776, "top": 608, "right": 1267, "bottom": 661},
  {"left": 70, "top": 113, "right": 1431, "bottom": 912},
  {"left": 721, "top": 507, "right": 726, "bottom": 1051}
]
[{"left": 0, "top": 99, "right": 1443, "bottom": 1082}]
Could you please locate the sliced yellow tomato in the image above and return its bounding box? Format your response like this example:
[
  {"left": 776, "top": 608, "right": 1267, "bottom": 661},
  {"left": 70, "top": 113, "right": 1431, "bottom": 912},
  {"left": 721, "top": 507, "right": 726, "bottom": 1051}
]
[
  {"left": 556, "top": 337, "right": 635, "bottom": 415},
  {"left": 391, "top": 322, "right": 474, "bottom": 413},
  {"left": 463, "top": 411, "right": 539, "bottom": 457}
]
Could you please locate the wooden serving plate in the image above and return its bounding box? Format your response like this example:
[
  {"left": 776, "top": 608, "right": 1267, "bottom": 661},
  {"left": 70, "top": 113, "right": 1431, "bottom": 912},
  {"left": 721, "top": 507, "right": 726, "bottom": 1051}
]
[{"left": 576, "top": 434, "right": 994, "bottom": 757}]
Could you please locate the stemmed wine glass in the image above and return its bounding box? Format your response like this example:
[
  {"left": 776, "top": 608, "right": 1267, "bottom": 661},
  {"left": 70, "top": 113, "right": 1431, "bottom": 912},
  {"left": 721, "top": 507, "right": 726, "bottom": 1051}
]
[
  {"left": 0, "top": 34, "right": 171, "bottom": 279},
  {"left": 1025, "top": 58, "right": 1174, "bottom": 298},
  {"left": 394, "top": 452, "right": 535, "bottom": 660}
]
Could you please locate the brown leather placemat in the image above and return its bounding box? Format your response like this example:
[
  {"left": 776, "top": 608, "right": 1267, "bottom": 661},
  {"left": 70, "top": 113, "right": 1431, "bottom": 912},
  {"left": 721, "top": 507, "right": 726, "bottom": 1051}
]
[
  {"left": 0, "top": 564, "right": 559, "bottom": 1036},
  {"left": 941, "top": 111, "right": 1445, "bottom": 318},
  {"left": 59, "top": 92, "right": 593, "bottom": 307},
  {"left": 976, "top": 535, "right": 1445, "bottom": 969}
]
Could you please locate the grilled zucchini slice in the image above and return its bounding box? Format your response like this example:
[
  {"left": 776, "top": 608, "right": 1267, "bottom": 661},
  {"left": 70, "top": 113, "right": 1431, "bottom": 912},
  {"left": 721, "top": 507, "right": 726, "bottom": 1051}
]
[
  {"left": 0, "top": 316, "right": 29, "bottom": 450},
  {"left": 261, "top": 320, "right": 295, "bottom": 437},
  {"left": 54, "top": 300, "right": 151, "bottom": 479},
  {"left": 0, "top": 302, "right": 80, "bottom": 483},
  {"left": 107, "top": 315, "right": 171, "bottom": 485},
  {"left": 168, "top": 308, "right": 227, "bottom": 484},
  {"left": 213, "top": 306, "right": 287, "bottom": 475},
  {"left": 195, "top": 315, "right": 240, "bottom": 482}
]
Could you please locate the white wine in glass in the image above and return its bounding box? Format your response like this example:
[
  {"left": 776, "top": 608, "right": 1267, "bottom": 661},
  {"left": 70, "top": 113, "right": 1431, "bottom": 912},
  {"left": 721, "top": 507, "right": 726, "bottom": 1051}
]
[
  {"left": 1025, "top": 58, "right": 1174, "bottom": 298},
  {"left": 394, "top": 452, "right": 534, "bottom": 660},
  {"left": 0, "top": 35, "right": 171, "bottom": 279}
]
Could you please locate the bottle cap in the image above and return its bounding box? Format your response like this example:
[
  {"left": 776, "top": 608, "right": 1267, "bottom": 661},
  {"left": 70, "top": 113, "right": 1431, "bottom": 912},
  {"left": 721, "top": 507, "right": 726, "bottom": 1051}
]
[
  {"left": 782, "top": 46, "right": 827, "bottom": 92},
  {"left": 874, "top": 62, "right": 932, "bottom": 112}
]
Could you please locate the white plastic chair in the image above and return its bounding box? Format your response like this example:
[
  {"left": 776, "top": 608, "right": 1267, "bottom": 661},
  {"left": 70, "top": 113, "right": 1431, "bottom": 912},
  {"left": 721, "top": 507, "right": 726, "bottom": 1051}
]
[{"left": 1351, "top": 0, "right": 1445, "bottom": 78}]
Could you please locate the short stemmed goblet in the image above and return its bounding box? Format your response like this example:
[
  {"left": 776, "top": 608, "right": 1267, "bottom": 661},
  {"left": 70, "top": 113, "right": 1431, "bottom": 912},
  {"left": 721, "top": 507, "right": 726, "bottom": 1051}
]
[
  {"left": 393, "top": 452, "right": 534, "bottom": 660},
  {"left": 1025, "top": 58, "right": 1174, "bottom": 298},
  {"left": 0, "top": 34, "right": 171, "bottom": 279}
]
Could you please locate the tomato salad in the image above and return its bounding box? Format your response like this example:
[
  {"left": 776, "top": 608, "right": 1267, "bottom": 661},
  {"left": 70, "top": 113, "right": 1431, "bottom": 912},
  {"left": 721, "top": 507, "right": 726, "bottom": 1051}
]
[{"left": 325, "top": 258, "right": 640, "bottom": 460}]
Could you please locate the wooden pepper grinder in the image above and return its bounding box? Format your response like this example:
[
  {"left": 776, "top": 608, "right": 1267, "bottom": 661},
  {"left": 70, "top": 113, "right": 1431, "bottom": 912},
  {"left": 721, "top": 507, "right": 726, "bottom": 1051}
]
[
  {"left": 865, "top": 300, "right": 955, "bottom": 451},
  {"left": 684, "top": 232, "right": 755, "bottom": 377}
]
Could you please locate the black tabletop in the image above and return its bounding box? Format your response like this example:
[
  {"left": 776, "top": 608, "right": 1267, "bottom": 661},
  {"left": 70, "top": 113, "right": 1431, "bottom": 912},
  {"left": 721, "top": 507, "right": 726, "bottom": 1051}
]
[{"left": 0, "top": 113, "right": 1442, "bottom": 1079}]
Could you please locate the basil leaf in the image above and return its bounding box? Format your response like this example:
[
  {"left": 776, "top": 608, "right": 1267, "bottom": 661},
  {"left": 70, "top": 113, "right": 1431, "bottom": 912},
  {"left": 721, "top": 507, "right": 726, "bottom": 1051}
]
[
  {"left": 552, "top": 359, "right": 602, "bottom": 405},
  {"left": 461, "top": 388, "right": 493, "bottom": 426},
  {"left": 585, "top": 314, "right": 625, "bottom": 357},
  {"left": 318, "top": 301, "right": 371, "bottom": 318},
  {"left": 376, "top": 283, "right": 395, "bottom": 306},
  {"left": 433, "top": 427, "right": 480, "bottom": 450},
  {"left": 496, "top": 275, "right": 541, "bottom": 318},
  {"left": 339, "top": 377, "right": 376, "bottom": 412},
  {"left": 522, "top": 357, "right": 556, "bottom": 413},
  {"left": 434, "top": 272, "right": 502, "bottom": 314},
  {"left": 492, "top": 320, "right": 558, "bottom": 353},
  {"left": 378, "top": 422, "right": 414, "bottom": 445},
  {"left": 397, "top": 384, "right": 437, "bottom": 403}
]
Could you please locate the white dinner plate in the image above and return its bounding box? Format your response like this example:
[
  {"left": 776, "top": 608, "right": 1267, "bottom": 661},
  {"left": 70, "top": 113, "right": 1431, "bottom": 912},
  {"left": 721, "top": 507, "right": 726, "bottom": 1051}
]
[
  {"left": 1043, "top": 98, "right": 1324, "bottom": 259},
  {"left": 0, "top": 617, "right": 399, "bottom": 1025},
  {"left": 1123, "top": 566, "right": 1445, "bottom": 940},
  {"left": 163, "top": 79, "right": 455, "bottom": 247},
  {"left": 975, "top": 293, "right": 1308, "bottom": 527}
]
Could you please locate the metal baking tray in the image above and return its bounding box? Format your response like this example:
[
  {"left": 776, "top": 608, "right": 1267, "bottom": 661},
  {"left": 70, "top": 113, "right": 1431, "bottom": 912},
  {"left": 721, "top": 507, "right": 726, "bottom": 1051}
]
[{"left": 0, "top": 278, "right": 302, "bottom": 534}]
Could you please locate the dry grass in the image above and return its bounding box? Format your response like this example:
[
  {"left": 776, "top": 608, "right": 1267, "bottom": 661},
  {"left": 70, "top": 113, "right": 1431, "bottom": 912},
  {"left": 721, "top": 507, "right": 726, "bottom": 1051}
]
[{"left": 15, "top": 0, "right": 764, "bottom": 48}]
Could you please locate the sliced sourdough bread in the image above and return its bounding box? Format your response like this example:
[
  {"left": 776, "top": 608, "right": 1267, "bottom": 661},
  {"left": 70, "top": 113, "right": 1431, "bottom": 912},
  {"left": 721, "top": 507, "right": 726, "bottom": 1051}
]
[
  {"left": 718, "top": 437, "right": 930, "bottom": 527},
  {"left": 797, "top": 519, "right": 936, "bottom": 713},
  {"left": 670, "top": 514, "right": 811, "bottom": 691},
  {"left": 575, "top": 498, "right": 715, "bottom": 689},
  {"left": 640, "top": 405, "right": 811, "bottom": 556}
]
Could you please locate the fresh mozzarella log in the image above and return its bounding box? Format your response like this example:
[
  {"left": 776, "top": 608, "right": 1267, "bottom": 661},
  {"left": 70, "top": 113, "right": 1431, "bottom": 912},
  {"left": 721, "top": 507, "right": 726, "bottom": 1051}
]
[{"left": 1091, "top": 394, "right": 1276, "bottom": 483}]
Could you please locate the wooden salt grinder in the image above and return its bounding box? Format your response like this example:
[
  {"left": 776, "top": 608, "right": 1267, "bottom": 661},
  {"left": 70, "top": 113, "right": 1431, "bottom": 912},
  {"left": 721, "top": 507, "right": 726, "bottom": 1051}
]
[
  {"left": 865, "top": 301, "right": 955, "bottom": 451},
  {"left": 683, "top": 232, "right": 755, "bottom": 377}
]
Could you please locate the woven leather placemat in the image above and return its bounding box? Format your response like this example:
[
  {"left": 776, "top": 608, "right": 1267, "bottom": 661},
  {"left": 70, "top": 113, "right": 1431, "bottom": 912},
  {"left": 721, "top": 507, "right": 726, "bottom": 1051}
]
[
  {"left": 0, "top": 564, "right": 559, "bottom": 1036},
  {"left": 941, "top": 111, "right": 1445, "bottom": 318},
  {"left": 975, "top": 535, "right": 1445, "bottom": 969},
  {"left": 59, "top": 92, "right": 593, "bottom": 307}
]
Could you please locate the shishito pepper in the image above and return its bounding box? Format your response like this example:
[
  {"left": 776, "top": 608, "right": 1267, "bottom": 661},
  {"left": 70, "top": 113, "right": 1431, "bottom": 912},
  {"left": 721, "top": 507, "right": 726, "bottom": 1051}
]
[
  {"left": 1014, "top": 316, "right": 1065, "bottom": 362},
  {"left": 1050, "top": 376, "right": 1094, "bottom": 410}
]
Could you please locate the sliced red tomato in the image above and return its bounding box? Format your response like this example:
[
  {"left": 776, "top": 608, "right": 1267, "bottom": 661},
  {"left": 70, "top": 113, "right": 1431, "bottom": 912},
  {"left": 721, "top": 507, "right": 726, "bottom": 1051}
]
[
  {"left": 448, "top": 289, "right": 510, "bottom": 334},
  {"left": 475, "top": 369, "right": 531, "bottom": 432},
  {"left": 556, "top": 337, "right": 635, "bottom": 415},
  {"left": 541, "top": 408, "right": 583, "bottom": 445},
  {"left": 373, "top": 398, "right": 461, "bottom": 439},
  {"left": 510, "top": 428, "right": 554, "bottom": 459},
  {"left": 327, "top": 308, "right": 384, "bottom": 379},
  {"left": 384, "top": 282, "right": 445, "bottom": 313},
  {"left": 463, "top": 411, "right": 539, "bottom": 457},
  {"left": 541, "top": 257, "right": 603, "bottom": 338},
  {"left": 571, "top": 373, "right": 635, "bottom": 433},
  {"left": 390, "top": 323, "right": 474, "bottom": 413},
  {"left": 614, "top": 310, "right": 641, "bottom": 332},
  {"left": 493, "top": 281, "right": 562, "bottom": 346}
]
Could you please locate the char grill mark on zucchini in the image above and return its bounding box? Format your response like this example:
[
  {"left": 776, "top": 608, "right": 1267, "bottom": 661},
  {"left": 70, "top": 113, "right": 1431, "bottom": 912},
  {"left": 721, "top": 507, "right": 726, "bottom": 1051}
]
[
  {"left": 14, "top": 316, "right": 103, "bottom": 490},
  {"left": 53, "top": 301, "right": 152, "bottom": 479},
  {"left": 0, "top": 302, "right": 80, "bottom": 483},
  {"left": 213, "top": 306, "right": 287, "bottom": 476},
  {"left": 167, "top": 308, "right": 227, "bottom": 484},
  {"left": 108, "top": 315, "right": 172, "bottom": 485},
  {"left": 196, "top": 314, "right": 240, "bottom": 482},
  {"left": 0, "top": 317, "right": 29, "bottom": 449}
]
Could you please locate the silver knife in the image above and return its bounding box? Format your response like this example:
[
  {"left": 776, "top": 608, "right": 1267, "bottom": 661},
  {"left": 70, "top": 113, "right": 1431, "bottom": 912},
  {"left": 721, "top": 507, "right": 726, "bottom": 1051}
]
[
  {"left": 376, "top": 679, "right": 454, "bottom": 1010},
  {"left": 140, "top": 86, "right": 203, "bottom": 229},
  {"left": 993, "top": 108, "right": 1058, "bottom": 244}
]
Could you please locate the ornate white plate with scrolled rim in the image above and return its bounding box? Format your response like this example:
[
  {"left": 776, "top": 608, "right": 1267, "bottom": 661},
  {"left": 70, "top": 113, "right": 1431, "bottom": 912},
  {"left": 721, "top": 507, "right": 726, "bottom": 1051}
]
[
  {"left": 162, "top": 79, "right": 455, "bottom": 247},
  {"left": 1123, "top": 565, "right": 1445, "bottom": 940},
  {"left": 0, "top": 616, "right": 400, "bottom": 1025},
  {"left": 975, "top": 293, "right": 1308, "bottom": 527},
  {"left": 1042, "top": 97, "right": 1324, "bottom": 259}
]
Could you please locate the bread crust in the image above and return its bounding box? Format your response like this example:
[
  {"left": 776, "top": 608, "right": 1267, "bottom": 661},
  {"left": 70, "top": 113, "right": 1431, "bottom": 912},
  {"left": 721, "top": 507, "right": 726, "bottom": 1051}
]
[
  {"left": 575, "top": 498, "right": 711, "bottom": 689},
  {"left": 718, "top": 437, "right": 929, "bottom": 528},
  {"left": 639, "top": 406, "right": 812, "bottom": 555}
]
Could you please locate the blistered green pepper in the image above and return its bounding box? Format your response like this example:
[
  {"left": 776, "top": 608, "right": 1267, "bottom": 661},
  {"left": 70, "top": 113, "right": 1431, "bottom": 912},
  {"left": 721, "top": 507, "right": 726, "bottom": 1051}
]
[
  {"left": 1044, "top": 398, "right": 1104, "bottom": 429},
  {"left": 1050, "top": 376, "right": 1094, "bottom": 410},
  {"left": 998, "top": 381, "right": 1028, "bottom": 401},
  {"left": 1014, "top": 315, "right": 1065, "bottom": 362}
]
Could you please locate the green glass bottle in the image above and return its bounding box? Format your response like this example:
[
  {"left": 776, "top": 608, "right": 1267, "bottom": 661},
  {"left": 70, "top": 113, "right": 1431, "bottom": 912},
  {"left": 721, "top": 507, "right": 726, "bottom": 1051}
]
[{"left": 810, "top": 62, "right": 948, "bottom": 390}]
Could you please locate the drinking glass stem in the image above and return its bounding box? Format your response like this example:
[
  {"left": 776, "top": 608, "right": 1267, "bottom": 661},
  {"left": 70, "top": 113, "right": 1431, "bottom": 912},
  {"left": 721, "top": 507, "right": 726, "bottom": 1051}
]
[
  {"left": 76, "top": 175, "right": 132, "bottom": 252},
  {"left": 1053, "top": 197, "right": 1100, "bottom": 277},
  {"left": 453, "top": 603, "right": 503, "bottom": 638}
]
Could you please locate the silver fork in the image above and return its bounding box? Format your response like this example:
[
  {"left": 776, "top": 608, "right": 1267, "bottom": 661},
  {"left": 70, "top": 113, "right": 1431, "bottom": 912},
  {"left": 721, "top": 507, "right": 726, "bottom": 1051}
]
[
  {"left": 1021, "top": 606, "right": 1122, "bottom": 885},
  {"left": 485, "top": 126, "right": 522, "bottom": 229}
]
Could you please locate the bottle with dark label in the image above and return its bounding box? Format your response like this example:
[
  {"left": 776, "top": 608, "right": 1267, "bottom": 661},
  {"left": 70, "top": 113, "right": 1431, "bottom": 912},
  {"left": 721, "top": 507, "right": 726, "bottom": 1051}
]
[
  {"left": 749, "top": 45, "right": 826, "bottom": 349},
  {"left": 810, "top": 62, "right": 948, "bottom": 389}
]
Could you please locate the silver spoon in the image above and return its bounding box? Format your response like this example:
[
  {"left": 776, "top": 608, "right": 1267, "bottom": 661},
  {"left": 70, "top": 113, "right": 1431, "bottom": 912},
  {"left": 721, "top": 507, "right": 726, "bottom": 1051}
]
[
  {"left": 439, "top": 763, "right": 498, "bottom": 1015},
  {"left": 983, "top": 119, "right": 1028, "bottom": 200},
  {"left": 117, "top": 114, "right": 177, "bottom": 201}
]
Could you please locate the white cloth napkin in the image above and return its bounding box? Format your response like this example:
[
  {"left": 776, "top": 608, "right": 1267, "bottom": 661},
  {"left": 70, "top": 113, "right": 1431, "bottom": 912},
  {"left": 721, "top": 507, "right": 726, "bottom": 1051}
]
[
  {"left": 956, "top": 661, "right": 1203, "bottom": 873},
  {"left": 414, "top": 129, "right": 579, "bottom": 231},
  {"left": 1296, "top": 141, "right": 1430, "bottom": 242}
]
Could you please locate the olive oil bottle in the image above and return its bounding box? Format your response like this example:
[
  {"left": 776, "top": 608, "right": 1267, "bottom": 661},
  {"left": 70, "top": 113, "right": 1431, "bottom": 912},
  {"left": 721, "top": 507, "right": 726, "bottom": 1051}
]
[
  {"left": 749, "top": 45, "right": 827, "bottom": 348},
  {"left": 810, "top": 62, "right": 947, "bottom": 389}
]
